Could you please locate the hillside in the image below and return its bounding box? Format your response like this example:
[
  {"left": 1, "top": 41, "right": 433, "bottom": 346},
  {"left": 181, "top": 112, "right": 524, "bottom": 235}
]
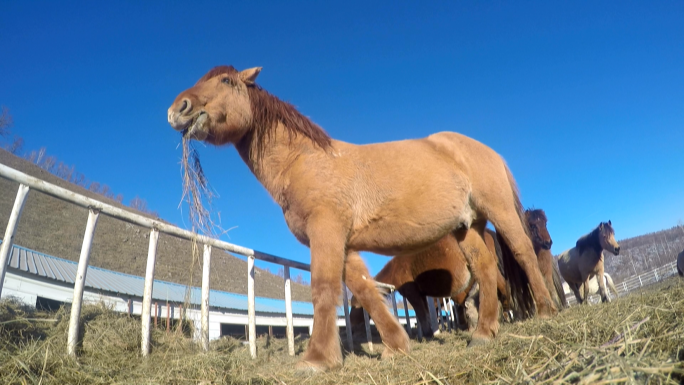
[
  {"left": 0, "top": 149, "right": 312, "bottom": 302},
  {"left": 602, "top": 225, "right": 684, "bottom": 282}
]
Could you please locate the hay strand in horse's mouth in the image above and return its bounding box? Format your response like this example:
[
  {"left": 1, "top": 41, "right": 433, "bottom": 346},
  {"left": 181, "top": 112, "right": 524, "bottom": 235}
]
[{"left": 180, "top": 135, "right": 218, "bottom": 237}]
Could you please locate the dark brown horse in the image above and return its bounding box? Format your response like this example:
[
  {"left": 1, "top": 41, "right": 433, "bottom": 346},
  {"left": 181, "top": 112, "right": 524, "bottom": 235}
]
[
  {"left": 349, "top": 229, "right": 509, "bottom": 339},
  {"left": 525, "top": 209, "right": 567, "bottom": 311},
  {"left": 500, "top": 209, "right": 567, "bottom": 319},
  {"left": 558, "top": 221, "right": 620, "bottom": 304},
  {"left": 168, "top": 66, "right": 556, "bottom": 371}
]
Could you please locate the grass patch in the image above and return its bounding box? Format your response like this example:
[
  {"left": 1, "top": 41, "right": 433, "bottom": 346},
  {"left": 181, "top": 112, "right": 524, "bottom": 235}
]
[{"left": 1, "top": 278, "right": 683, "bottom": 384}]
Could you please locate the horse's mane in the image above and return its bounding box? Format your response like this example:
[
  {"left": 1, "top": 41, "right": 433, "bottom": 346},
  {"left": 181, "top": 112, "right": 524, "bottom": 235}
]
[
  {"left": 199, "top": 65, "right": 332, "bottom": 159},
  {"left": 576, "top": 222, "right": 612, "bottom": 256},
  {"left": 525, "top": 208, "right": 547, "bottom": 223}
]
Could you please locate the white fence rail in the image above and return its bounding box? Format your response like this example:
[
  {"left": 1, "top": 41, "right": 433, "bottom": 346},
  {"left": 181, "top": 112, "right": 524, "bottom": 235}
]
[
  {"left": 565, "top": 260, "right": 680, "bottom": 305},
  {"left": 0, "top": 163, "right": 312, "bottom": 359}
]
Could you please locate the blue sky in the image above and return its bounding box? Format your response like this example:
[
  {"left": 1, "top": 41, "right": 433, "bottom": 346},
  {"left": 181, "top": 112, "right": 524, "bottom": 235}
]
[{"left": 1, "top": 1, "right": 683, "bottom": 281}]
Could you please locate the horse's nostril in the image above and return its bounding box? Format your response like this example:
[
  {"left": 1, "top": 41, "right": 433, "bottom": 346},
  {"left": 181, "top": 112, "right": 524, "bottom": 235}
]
[{"left": 179, "top": 99, "right": 190, "bottom": 114}]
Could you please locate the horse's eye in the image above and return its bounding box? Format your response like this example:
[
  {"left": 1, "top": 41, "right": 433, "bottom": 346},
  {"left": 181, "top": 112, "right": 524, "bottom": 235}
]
[{"left": 222, "top": 77, "right": 233, "bottom": 85}]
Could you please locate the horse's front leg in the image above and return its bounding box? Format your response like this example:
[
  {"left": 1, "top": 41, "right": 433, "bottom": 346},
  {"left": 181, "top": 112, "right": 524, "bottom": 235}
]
[
  {"left": 296, "top": 220, "right": 347, "bottom": 372},
  {"left": 597, "top": 263, "right": 610, "bottom": 303},
  {"left": 344, "top": 251, "right": 410, "bottom": 358},
  {"left": 401, "top": 283, "right": 434, "bottom": 338}
]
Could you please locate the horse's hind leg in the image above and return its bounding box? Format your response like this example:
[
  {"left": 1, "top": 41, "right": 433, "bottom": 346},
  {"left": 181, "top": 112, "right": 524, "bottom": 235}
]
[
  {"left": 487, "top": 206, "right": 557, "bottom": 318},
  {"left": 570, "top": 283, "right": 583, "bottom": 304},
  {"left": 344, "top": 251, "right": 410, "bottom": 357},
  {"left": 455, "top": 223, "right": 499, "bottom": 345}
]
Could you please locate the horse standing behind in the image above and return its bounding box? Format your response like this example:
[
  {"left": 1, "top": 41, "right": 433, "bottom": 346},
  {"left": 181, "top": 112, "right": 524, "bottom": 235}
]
[
  {"left": 563, "top": 272, "right": 619, "bottom": 303},
  {"left": 167, "top": 66, "right": 556, "bottom": 371},
  {"left": 349, "top": 229, "right": 509, "bottom": 339},
  {"left": 524, "top": 209, "right": 568, "bottom": 311},
  {"left": 678, "top": 249, "right": 684, "bottom": 277},
  {"left": 557, "top": 221, "right": 620, "bottom": 304}
]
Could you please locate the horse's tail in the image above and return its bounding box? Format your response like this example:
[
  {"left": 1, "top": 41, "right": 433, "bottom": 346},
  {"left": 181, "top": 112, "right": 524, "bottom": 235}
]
[
  {"left": 551, "top": 258, "right": 568, "bottom": 309},
  {"left": 498, "top": 163, "right": 536, "bottom": 320},
  {"left": 604, "top": 273, "right": 619, "bottom": 298}
]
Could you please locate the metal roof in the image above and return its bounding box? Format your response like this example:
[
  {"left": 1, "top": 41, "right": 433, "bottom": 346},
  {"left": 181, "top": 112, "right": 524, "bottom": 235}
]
[{"left": 3, "top": 242, "right": 416, "bottom": 318}]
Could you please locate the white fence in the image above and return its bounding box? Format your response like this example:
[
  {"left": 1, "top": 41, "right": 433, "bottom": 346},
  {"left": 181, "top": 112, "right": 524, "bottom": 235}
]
[
  {"left": 565, "top": 260, "right": 680, "bottom": 305},
  {"left": 0, "top": 163, "right": 402, "bottom": 359}
]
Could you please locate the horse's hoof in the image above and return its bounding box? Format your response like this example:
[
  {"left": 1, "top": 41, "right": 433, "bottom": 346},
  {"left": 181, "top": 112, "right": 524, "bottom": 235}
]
[
  {"left": 294, "top": 359, "right": 337, "bottom": 373},
  {"left": 537, "top": 303, "right": 558, "bottom": 319},
  {"left": 467, "top": 336, "right": 491, "bottom": 348}
]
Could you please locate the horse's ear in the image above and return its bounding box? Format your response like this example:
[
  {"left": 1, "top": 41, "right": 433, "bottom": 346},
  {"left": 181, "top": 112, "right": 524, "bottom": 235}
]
[
  {"left": 239, "top": 67, "right": 262, "bottom": 85},
  {"left": 608, "top": 220, "right": 611, "bottom": 226},
  {"left": 599, "top": 222, "right": 604, "bottom": 230}
]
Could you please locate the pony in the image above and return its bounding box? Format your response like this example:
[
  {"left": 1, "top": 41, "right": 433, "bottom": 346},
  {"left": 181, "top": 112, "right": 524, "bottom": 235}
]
[
  {"left": 557, "top": 221, "right": 620, "bottom": 305},
  {"left": 524, "top": 209, "right": 567, "bottom": 311},
  {"left": 348, "top": 229, "right": 509, "bottom": 339},
  {"left": 562, "top": 272, "right": 619, "bottom": 303},
  {"left": 167, "top": 66, "right": 556, "bottom": 371},
  {"left": 678, "top": 249, "right": 684, "bottom": 277},
  {"left": 460, "top": 208, "right": 568, "bottom": 325}
]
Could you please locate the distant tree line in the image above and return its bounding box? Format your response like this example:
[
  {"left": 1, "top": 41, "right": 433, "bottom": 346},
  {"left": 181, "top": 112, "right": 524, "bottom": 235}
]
[{"left": 0, "top": 106, "right": 158, "bottom": 217}]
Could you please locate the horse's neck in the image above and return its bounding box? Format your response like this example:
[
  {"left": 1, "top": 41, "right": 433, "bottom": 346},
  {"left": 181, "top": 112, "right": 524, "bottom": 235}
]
[
  {"left": 235, "top": 123, "right": 325, "bottom": 206},
  {"left": 375, "top": 257, "right": 412, "bottom": 288}
]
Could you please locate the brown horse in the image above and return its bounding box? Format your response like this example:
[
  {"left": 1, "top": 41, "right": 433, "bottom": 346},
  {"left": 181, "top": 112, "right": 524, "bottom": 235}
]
[
  {"left": 348, "top": 229, "right": 509, "bottom": 339},
  {"left": 525, "top": 209, "right": 567, "bottom": 311},
  {"left": 458, "top": 208, "right": 568, "bottom": 324},
  {"left": 557, "top": 221, "right": 620, "bottom": 304},
  {"left": 167, "top": 66, "right": 556, "bottom": 371}
]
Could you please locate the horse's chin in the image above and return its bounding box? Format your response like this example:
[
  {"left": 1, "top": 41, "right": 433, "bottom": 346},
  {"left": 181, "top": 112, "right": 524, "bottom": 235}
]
[{"left": 182, "top": 113, "right": 209, "bottom": 141}]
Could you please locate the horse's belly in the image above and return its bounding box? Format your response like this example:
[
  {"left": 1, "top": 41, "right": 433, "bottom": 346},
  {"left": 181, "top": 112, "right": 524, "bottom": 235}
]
[{"left": 348, "top": 219, "right": 458, "bottom": 256}]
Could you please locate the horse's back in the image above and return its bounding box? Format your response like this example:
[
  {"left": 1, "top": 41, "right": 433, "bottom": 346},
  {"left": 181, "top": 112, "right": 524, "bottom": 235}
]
[{"left": 557, "top": 247, "right": 583, "bottom": 284}]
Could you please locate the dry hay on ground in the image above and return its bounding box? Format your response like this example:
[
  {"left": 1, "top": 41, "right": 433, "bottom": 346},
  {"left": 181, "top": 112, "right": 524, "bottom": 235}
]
[{"left": 1, "top": 278, "right": 683, "bottom": 384}]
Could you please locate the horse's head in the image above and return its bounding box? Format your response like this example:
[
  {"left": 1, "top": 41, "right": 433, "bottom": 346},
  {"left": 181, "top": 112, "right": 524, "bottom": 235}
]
[
  {"left": 599, "top": 220, "right": 620, "bottom": 255},
  {"left": 167, "top": 65, "right": 262, "bottom": 145},
  {"left": 525, "top": 209, "right": 552, "bottom": 250}
]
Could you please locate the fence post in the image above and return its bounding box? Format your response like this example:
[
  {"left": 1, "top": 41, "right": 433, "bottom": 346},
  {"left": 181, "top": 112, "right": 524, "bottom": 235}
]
[
  {"left": 402, "top": 295, "right": 412, "bottom": 337},
  {"left": 654, "top": 270, "right": 659, "bottom": 282},
  {"left": 247, "top": 255, "right": 256, "bottom": 359},
  {"left": 141, "top": 229, "right": 159, "bottom": 357},
  {"left": 391, "top": 290, "right": 399, "bottom": 318},
  {"left": 436, "top": 298, "right": 443, "bottom": 331},
  {"left": 342, "top": 283, "right": 354, "bottom": 354},
  {"left": 0, "top": 184, "right": 30, "bottom": 297},
  {"left": 284, "top": 266, "right": 295, "bottom": 356},
  {"left": 638, "top": 275, "right": 643, "bottom": 287},
  {"left": 443, "top": 298, "right": 452, "bottom": 332},
  {"left": 200, "top": 244, "right": 211, "bottom": 351},
  {"left": 67, "top": 208, "right": 100, "bottom": 357}
]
